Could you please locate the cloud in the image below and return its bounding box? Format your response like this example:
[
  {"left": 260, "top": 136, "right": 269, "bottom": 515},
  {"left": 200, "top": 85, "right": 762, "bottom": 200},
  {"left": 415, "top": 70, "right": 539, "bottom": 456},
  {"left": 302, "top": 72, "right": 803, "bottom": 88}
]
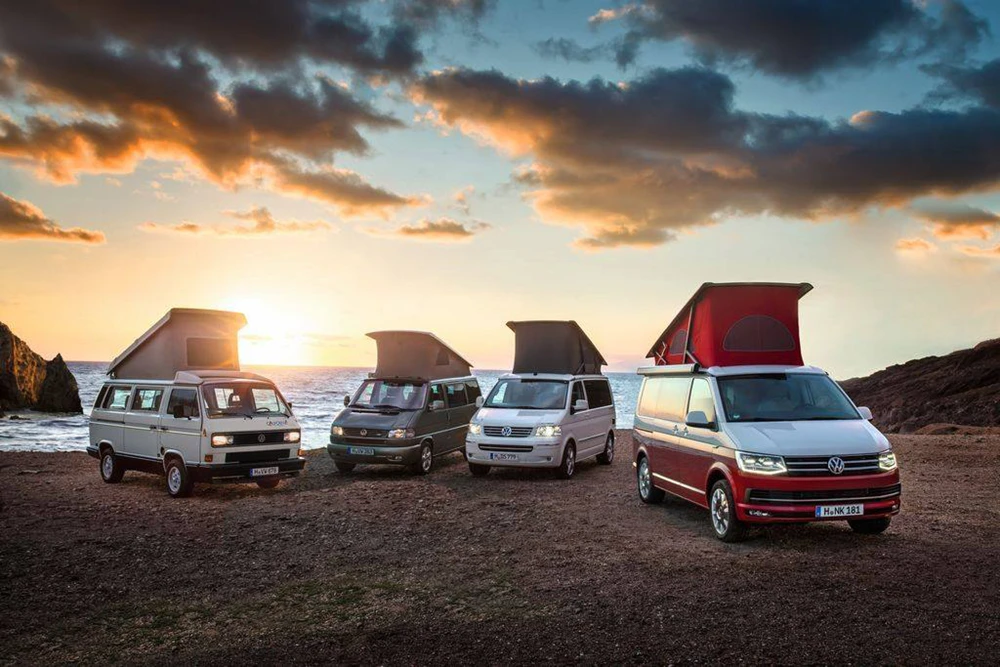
[
  {"left": 926, "top": 58, "right": 1000, "bottom": 108},
  {"left": 591, "top": 0, "right": 988, "bottom": 79},
  {"left": 270, "top": 161, "right": 422, "bottom": 216},
  {"left": 910, "top": 201, "right": 1000, "bottom": 240},
  {"left": 534, "top": 38, "right": 613, "bottom": 64},
  {"left": 140, "top": 206, "right": 331, "bottom": 237},
  {"left": 414, "top": 66, "right": 1000, "bottom": 249},
  {"left": 0, "top": 191, "right": 105, "bottom": 243},
  {"left": 956, "top": 243, "right": 1000, "bottom": 258},
  {"left": 371, "top": 217, "right": 491, "bottom": 241},
  {"left": 452, "top": 185, "right": 475, "bottom": 214},
  {"left": 895, "top": 237, "right": 937, "bottom": 254}
]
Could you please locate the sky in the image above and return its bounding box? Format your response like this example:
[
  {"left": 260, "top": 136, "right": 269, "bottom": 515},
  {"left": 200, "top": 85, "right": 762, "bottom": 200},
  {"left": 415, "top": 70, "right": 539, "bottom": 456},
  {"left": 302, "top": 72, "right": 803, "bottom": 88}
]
[{"left": 2, "top": 0, "right": 1000, "bottom": 378}]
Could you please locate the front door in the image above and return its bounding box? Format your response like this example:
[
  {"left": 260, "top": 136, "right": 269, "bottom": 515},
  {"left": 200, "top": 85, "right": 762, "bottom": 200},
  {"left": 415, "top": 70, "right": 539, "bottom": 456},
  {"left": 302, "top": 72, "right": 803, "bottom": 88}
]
[
  {"left": 123, "top": 387, "right": 165, "bottom": 460},
  {"left": 568, "top": 381, "right": 603, "bottom": 457},
  {"left": 420, "top": 383, "right": 451, "bottom": 452},
  {"left": 160, "top": 387, "right": 203, "bottom": 465},
  {"left": 443, "top": 382, "right": 474, "bottom": 452},
  {"left": 673, "top": 377, "right": 723, "bottom": 496}
]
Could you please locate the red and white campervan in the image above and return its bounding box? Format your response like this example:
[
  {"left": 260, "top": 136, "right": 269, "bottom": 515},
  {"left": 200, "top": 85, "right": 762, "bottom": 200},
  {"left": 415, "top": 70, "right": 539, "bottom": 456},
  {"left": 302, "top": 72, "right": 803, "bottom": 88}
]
[{"left": 632, "top": 283, "right": 901, "bottom": 542}]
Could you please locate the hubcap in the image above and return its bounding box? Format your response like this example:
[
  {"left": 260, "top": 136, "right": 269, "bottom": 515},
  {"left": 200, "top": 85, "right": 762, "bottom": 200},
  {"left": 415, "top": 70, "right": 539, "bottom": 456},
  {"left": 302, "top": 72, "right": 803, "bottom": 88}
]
[
  {"left": 168, "top": 466, "right": 182, "bottom": 493},
  {"left": 565, "top": 448, "right": 575, "bottom": 476},
  {"left": 422, "top": 446, "right": 432, "bottom": 471},
  {"left": 606, "top": 435, "right": 615, "bottom": 461},
  {"left": 102, "top": 454, "right": 113, "bottom": 478},
  {"left": 638, "top": 460, "right": 651, "bottom": 498},
  {"left": 711, "top": 487, "right": 730, "bottom": 535}
]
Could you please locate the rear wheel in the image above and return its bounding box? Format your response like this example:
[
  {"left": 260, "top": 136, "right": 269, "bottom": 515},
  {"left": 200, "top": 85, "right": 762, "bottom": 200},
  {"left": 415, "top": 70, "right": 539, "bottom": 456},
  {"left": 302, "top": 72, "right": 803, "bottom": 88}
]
[
  {"left": 596, "top": 432, "right": 615, "bottom": 465},
  {"left": 256, "top": 477, "right": 281, "bottom": 490},
  {"left": 334, "top": 461, "right": 356, "bottom": 474},
  {"left": 410, "top": 442, "right": 433, "bottom": 476},
  {"left": 709, "top": 479, "right": 747, "bottom": 543},
  {"left": 636, "top": 457, "right": 664, "bottom": 503},
  {"left": 165, "top": 458, "right": 193, "bottom": 498},
  {"left": 556, "top": 443, "right": 576, "bottom": 479},
  {"left": 468, "top": 463, "right": 490, "bottom": 477},
  {"left": 99, "top": 448, "right": 124, "bottom": 484},
  {"left": 849, "top": 517, "right": 891, "bottom": 535}
]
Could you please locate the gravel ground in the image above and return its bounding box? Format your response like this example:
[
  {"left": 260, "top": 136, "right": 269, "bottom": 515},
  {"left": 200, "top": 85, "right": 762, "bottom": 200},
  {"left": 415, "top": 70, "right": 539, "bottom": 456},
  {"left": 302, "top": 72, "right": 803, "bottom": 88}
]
[{"left": 2, "top": 432, "right": 999, "bottom": 665}]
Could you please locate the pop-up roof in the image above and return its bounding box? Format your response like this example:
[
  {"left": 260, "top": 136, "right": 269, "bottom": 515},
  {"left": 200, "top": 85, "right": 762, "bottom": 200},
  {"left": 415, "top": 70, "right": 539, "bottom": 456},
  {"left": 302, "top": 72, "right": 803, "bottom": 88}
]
[
  {"left": 367, "top": 331, "right": 472, "bottom": 380},
  {"left": 507, "top": 320, "right": 607, "bottom": 375},
  {"left": 647, "top": 283, "right": 812, "bottom": 368},
  {"left": 108, "top": 309, "right": 247, "bottom": 379}
]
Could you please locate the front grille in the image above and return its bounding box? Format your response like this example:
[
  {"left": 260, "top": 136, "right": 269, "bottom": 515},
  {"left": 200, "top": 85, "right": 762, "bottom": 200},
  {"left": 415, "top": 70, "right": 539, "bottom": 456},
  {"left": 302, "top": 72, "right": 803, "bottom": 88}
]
[
  {"left": 479, "top": 444, "right": 534, "bottom": 453},
  {"left": 784, "top": 454, "right": 882, "bottom": 476},
  {"left": 483, "top": 426, "right": 533, "bottom": 438},
  {"left": 231, "top": 431, "right": 287, "bottom": 446},
  {"left": 226, "top": 449, "right": 293, "bottom": 464},
  {"left": 748, "top": 484, "right": 901, "bottom": 505},
  {"left": 344, "top": 428, "right": 387, "bottom": 438}
]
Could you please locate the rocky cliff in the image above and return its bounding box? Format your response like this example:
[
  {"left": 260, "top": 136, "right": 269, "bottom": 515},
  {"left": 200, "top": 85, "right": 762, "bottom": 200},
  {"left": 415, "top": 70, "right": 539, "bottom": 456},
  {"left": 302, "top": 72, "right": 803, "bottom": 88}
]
[
  {"left": 841, "top": 338, "right": 1000, "bottom": 433},
  {"left": 0, "top": 322, "right": 82, "bottom": 414}
]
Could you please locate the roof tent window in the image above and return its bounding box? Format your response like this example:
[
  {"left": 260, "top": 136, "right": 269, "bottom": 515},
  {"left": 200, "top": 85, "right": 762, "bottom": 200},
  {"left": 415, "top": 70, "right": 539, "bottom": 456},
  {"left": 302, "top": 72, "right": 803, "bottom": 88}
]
[
  {"left": 186, "top": 337, "right": 237, "bottom": 369},
  {"left": 668, "top": 329, "right": 687, "bottom": 356},
  {"left": 435, "top": 346, "right": 450, "bottom": 366},
  {"left": 723, "top": 315, "right": 795, "bottom": 353}
]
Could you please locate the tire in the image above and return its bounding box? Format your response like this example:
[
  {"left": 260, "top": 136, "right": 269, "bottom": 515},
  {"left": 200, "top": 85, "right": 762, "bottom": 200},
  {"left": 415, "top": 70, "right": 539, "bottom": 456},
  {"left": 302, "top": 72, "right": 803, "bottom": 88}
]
[
  {"left": 556, "top": 442, "right": 576, "bottom": 479},
  {"left": 334, "top": 461, "right": 356, "bottom": 474},
  {"left": 468, "top": 462, "right": 490, "bottom": 477},
  {"left": 410, "top": 442, "right": 433, "bottom": 476},
  {"left": 256, "top": 477, "right": 281, "bottom": 490},
  {"left": 596, "top": 432, "right": 615, "bottom": 465},
  {"left": 849, "top": 517, "right": 891, "bottom": 535},
  {"left": 709, "top": 479, "right": 748, "bottom": 543},
  {"left": 636, "top": 456, "right": 664, "bottom": 504},
  {"left": 165, "top": 458, "right": 193, "bottom": 498},
  {"left": 99, "top": 448, "right": 125, "bottom": 484}
]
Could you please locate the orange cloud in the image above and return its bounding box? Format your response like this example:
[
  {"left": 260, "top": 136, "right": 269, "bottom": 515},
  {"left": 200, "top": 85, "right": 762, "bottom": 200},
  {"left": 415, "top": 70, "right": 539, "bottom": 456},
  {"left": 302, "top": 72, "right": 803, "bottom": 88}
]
[
  {"left": 368, "top": 217, "right": 491, "bottom": 242},
  {"left": 0, "top": 191, "right": 105, "bottom": 244},
  {"left": 895, "top": 237, "right": 937, "bottom": 255},
  {"left": 139, "top": 206, "right": 332, "bottom": 237}
]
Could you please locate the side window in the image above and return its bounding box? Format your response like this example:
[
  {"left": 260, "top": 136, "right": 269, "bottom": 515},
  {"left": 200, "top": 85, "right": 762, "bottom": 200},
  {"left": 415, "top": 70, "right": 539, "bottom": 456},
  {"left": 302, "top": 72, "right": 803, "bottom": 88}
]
[
  {"left": 446, "top": 383, "right": 469, "bottom": 407},
  {"left": 584, "top": 380, "right": 613, "bottom": 408},
  {"left": 655, "top": 377, "right": 692, "bottom": 421},
  {"left": 571, "top": 381, "right": 586, "bottom": 407},
  {"left": 466, "top": 380, "right": 482, "bottom": 403},
  {"left": 94, "top": 385, "right": 109, "bottom": 409},
  {"left": 355, "top": 383, "right": 374, "bottom": 405},
  {"left": 103, "top": 386, "right": 132, "bottom": 410},
  {"left": 637, "top": 378, "right": 659, "bottom": 418},
  {"left": 687, "top": 378, "right": 717, "bottom": 425},
  {"left": 428, "top": 384, "right": 444, "bottom": 407},
  {"left": 166, "top": 388, "right": 200, "bottom": 418},
  {"left": 133, "top": 388, "right": 164, "bottom": 411}
]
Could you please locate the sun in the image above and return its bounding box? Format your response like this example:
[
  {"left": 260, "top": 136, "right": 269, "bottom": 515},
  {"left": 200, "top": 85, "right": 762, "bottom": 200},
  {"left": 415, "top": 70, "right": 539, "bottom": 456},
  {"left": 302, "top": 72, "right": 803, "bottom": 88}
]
[{"left": 220, "top": 297, "right": 314, "bottom": 367}]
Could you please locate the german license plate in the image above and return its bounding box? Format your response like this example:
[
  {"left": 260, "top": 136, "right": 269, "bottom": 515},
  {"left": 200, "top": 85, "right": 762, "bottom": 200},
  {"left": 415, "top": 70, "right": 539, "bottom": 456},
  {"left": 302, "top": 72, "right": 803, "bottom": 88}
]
[
  {"left": 348, "top": 446, "right": 375, "bottom": 456},
  {"left": 489, "top": 452, "right": 517, "bottom": 461},
  {"left": 250, "top": 466, "right": 279, "bottom": 477},
  {"left": 815, "top": 504, "right": 864, "bottom": 518}
]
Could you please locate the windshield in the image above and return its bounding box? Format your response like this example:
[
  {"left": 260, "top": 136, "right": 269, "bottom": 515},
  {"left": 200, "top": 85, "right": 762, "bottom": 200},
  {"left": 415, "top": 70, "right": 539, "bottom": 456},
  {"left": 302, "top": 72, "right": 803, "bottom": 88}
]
[
  {"left": 202, "top": 382, "right": 290, "bottom": 418},
  {"left": 484, "top": 379, "right": 568, "bottom": 410},
  {"left": 351, "top": 380, "right": 427, "bottom": 411},
  {"left": 718, "top": 374, "right": 859, "bottom": 423}
]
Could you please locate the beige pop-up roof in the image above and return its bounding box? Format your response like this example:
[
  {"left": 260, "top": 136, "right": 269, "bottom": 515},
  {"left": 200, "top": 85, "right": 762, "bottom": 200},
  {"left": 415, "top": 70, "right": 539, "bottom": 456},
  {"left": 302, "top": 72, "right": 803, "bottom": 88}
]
[
  {"left": 107, "top": 309, "right": 247, "bottom": 379},
  {"left": 367, "top": 331, "right": 472, "bottom": 380}
]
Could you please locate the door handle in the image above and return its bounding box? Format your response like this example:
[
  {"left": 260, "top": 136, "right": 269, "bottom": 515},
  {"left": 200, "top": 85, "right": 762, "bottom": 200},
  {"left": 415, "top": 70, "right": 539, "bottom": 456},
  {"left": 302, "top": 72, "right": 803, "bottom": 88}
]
[
  {"left": 159, "top": 426, "right": 169, "bottom": 431},
  {"left": 680, "top": 427, "right": 689, "bottom": 436},
  {"left": 148, "top": 425, "right": 157, "bottom": 430}
]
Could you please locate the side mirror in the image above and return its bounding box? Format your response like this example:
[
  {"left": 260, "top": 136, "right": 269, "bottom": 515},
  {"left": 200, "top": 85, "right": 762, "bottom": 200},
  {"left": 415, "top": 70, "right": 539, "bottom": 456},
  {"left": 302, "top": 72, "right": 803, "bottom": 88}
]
[
  {"left": 572, "top": 399, "right": 589, "bottom": 413},
  {"left": 429, "top": 400, "right": 445, "bottom": 412},
  {"left": 343, "top": 395, "right": 351, "bottom": 407},
  {"left": 685, "top": 410, "right": 714, "bottom": 429},
  {"left": 858, "top": 406, "right": 873, "bottom": 421},
  {"left": 475, "top": 396, "right": 485, "bottom": 408}
]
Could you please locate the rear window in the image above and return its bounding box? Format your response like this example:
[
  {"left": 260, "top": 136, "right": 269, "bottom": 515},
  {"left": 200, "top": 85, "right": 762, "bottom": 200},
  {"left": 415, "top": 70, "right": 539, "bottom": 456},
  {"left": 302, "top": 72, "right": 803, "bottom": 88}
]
[
  {"left": 583, "top": 379, "right": 613, "bottom": 408},
  {"left": 102, "top": 386, "right": 132, "bottom": 410},
  {"left": 446, "top": 383, "right": 470, "bottom": 407},
  {"left": 132, "top": 388, "right": 164, "bottom": 412}
]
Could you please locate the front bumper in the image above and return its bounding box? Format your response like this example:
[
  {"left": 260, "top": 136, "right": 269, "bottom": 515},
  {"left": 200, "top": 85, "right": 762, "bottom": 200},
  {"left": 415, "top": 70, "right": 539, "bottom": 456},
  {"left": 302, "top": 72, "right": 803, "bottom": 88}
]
[
  {"left": 733, "top": 469, "right": 902, "bottom": 523},
  {"left": 328, "top": 438, "right": 422, "bottom": 465},
  {"left": 189, "top": 457, "right": 305, "bottom": 483},
  {"left": 465, "top": 436, "right": 562, "bottom": 468},
  {"left": 86, "top": 446, "right": 99, "bottom": 459}
]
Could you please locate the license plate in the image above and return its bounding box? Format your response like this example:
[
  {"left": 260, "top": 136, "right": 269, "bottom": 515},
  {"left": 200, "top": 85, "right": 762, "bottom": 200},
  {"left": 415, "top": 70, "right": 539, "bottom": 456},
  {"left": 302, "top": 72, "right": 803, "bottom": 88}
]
[
  {"left": 348, "top": 446, "right": 375, "bottom": 456},
  {"left": 815, "top": 504, "right": 864, "bottom": 518},
  {"left": 250, "top": 466, "right": 279, "bottom": 477},
  {"left": 489, "top": 452, "right": 518, "bottom": 461}
]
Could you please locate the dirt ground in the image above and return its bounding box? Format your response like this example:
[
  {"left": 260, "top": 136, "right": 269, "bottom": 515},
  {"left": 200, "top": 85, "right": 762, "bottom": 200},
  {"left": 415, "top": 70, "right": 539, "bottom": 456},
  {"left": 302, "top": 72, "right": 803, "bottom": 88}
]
[{"left": 2, "top": 432, "right": 999, "bottom": 665}]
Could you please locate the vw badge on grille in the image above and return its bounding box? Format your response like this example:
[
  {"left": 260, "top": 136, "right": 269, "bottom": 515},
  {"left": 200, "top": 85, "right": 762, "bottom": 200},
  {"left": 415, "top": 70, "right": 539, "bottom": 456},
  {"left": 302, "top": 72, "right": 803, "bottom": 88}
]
[
  {"left": 258, "top": 434, "right": 266, "bottom": 443},
  {"left": 827, "top": 456, "right": 845, "bottom": 475},
  {"left": 501, "top": 426, "right": 512, "bottom": 437},
  {"left": 360, "top": 429, "right": 367, "bottom": 437}
]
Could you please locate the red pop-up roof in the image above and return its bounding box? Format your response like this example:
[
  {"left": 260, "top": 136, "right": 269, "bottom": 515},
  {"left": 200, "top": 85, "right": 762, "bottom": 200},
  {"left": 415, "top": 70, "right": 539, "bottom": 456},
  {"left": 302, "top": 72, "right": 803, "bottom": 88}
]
[{"left": 646, "top": 283, "right": 813, "bottom": 368}]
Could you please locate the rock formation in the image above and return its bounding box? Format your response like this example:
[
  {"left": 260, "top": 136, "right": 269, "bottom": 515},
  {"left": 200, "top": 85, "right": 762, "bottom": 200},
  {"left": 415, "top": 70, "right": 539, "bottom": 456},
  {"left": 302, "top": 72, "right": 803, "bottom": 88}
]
[{"left": 0, "top": 322, "right": 82, "bottom": 413}]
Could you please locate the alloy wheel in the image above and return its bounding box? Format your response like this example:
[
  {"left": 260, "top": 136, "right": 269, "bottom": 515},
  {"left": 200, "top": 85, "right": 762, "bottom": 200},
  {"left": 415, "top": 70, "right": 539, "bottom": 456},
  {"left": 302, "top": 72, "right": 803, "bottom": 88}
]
[
  {"left": 101, "top": 454, "right": 114, "bottom": 479},
  {"left": 711, "top": 487, "right": 730, "bottom": 536},
  {"left": 638, "top": 459, "right": 651, "bottom": 499},
  {"left": 421, "top": 445, "right": 432, "bottom": 472}
]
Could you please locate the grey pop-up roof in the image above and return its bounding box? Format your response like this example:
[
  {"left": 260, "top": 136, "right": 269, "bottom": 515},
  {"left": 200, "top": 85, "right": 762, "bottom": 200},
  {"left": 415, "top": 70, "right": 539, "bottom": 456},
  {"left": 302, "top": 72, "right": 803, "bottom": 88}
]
[
  {"left": 107, "top": 309, "right": 247, "bottom": 379},
  {"left": 506, "top": 320, "right": 607, "bottom": 375},
  {"left": 367, "top": 331, "right": 472, "bottom": 380}
]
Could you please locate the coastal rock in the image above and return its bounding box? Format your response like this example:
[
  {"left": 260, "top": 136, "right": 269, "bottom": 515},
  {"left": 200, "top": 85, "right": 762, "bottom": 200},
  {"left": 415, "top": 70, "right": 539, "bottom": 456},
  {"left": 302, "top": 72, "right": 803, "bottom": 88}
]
[{"left": 0, "top": 323, "right": 82, "bottom": 413}]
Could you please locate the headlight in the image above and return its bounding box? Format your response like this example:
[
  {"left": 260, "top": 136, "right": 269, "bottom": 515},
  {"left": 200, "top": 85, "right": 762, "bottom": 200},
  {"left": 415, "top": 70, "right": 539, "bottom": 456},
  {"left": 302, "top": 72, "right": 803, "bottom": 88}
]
[
  {"left": 284, "top": 431, "right": 301, "bottom": 443},
  {"left": 211, "top": 434, "right": 233, "bottom": 447},
  {"left": 735, "top": 451, "right": 787, "bottom": 475},
  {"left": 331, "top": 425, "right": 344, "bottom": 437},
  {"left": 878, "top": 451, "right": 897, "bottom": 471},
  {"left": 468, "top": 423, "right": 482, "bottom": 436},
  {"left": 388, "top": 428, "right": 415, "bottom": 439},
  {"left": 535, "top": 425, "right": 561, "bottom": 438}
]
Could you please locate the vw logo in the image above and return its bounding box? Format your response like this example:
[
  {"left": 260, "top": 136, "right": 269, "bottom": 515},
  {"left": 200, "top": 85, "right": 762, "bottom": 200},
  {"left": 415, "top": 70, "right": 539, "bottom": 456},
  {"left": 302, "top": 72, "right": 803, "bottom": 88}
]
[
  {"left": 501, "top": 426, "right": 512, "bottom": 437},
  {"left": 257, "top": 434, "right": 266, "bottom": 443},
  {"left": 827, "top": 457, "right": 845, "bottom": 475},
  {"left": 360, "top": 429, "right": 368, "bottom": 437}
]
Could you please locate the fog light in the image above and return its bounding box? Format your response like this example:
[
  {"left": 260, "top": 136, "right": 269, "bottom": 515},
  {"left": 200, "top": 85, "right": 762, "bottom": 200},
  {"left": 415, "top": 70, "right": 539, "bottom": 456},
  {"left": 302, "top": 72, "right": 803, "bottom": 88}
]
[
  {"left": 297, "top": 449, "right": 305, "bottom": 457},
  {"left": 204, "top": 454, "right": 213, "bottom": 463}
]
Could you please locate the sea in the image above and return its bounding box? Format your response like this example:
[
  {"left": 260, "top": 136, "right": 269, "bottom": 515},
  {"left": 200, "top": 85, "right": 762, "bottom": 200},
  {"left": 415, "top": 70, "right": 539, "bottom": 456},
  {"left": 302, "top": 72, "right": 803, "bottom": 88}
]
[{"left": 0, "top": 362, "right": 644, "bottom": 453}]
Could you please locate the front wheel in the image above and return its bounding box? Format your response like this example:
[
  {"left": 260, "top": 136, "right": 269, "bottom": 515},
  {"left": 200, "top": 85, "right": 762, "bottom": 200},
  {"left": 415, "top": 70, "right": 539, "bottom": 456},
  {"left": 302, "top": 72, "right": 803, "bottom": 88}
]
[
  {"left": 468, "top": 462, "right": 490, "bottom": 477},
  {"left": 410, "top": 442, "right": 433, "bottom": 476},
  {"left": 256, "top": 477, "right": 281, "bottom": 490},
  {"left": 165, "top": 459, "right": 193, "bottom": 498},
  {"left": 99, "top": 449, "right": 125, "bottom": 483},
  {"left": 596, "top": 432, "right": 615, "bottom": 465},
  {"left": 556, "top": 443, "right": 576, "bottom": 479},
  {"left": 709, "top": 480, "right": 748, "bottom": 543},
  {"left": 849, "top": 517, "right": 891, "bottom": 535}
]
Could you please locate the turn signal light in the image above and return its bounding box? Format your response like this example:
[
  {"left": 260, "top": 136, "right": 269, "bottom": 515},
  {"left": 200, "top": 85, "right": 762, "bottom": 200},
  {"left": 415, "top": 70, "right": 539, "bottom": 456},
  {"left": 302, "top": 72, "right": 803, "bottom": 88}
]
[{"left": 204, "top": 454, "right": 213, "bottom": 463}]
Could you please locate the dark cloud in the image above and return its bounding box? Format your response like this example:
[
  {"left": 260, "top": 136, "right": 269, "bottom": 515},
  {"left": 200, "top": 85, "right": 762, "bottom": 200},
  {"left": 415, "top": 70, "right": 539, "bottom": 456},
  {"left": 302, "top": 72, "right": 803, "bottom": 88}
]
[
  {"left": 592, "top": 0, "right": 988, "bottom": 80},
  {"left": 910, "top": 201, "right": 1000, "bottom": 240},
  {"left": 534, "top": 38, "right": 615, "bottom": 64},
  {"left": 415, "top": 66, "right": 1000, "bottom": 248},
  {"left": 926, "top": 58, "right": 1000, "bottom": 109},
  {"left": 0, "top": 191, "right": 105, "bottom": 243},
  {"left": 373, "top": 217, "right": 491, "bottom": 241},
  {"left": 139, "top": 206, "right": 331, "bottom": 236}
]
